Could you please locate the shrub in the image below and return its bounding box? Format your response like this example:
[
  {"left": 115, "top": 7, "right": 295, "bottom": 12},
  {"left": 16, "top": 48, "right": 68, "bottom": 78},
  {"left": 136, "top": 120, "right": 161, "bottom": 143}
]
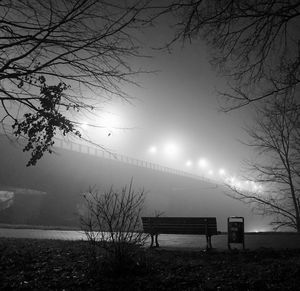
[{"left": 79, "top": 180, "right": 149, "bottom": 276}]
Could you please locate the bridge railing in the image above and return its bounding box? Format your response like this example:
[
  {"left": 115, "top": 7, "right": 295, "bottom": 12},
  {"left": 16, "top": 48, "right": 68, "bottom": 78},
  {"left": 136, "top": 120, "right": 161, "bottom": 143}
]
[
  {"left": 54, "top": 138, "right": 215, "bottom": 183},
  {"left": 0, "top": 128, "right": 216, "bottom": 184}
]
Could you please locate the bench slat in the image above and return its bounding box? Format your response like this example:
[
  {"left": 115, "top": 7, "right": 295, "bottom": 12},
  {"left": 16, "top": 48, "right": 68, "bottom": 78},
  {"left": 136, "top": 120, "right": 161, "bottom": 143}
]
[
  {"left": 143, "top": 230, "right": 217, "bottom": 235},
  {"left": 143, "top": 222, "right": 217, "bottom": 227},
  {"left": 142, "top": 217, "right": 218, "bottom": 235},
  {"left": 143, "top": 217, "right": 216, "bottom": 222}
]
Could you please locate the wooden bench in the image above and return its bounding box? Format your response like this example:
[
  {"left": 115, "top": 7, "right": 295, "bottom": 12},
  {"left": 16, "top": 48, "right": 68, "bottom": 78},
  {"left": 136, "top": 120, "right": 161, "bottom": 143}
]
[{"left": 142, "top": 217, "right": 219, "bottom": 249}]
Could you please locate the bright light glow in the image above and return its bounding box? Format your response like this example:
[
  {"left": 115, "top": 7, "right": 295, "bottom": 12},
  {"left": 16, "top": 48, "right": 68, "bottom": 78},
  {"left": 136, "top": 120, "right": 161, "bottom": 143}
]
[
  {"left": 198, "top": 158, "right": 208, "bottom": 168},
  {"left": 219, "top": 168, "right": 226, "bottom": 176},
  {"left": 148, "top": 146, "right": 157, "bottom": 154},
  {"left": 208, "top": 169, "right": 214, "bottom": 175},
  {"left": 251, "top": 183, "right": 263, "bottom": 193},
  {"left": 227, "top": 176, "right": 241, "bottom": 189},
  {"left": 100, "top": 112, "right": 121, "bottom": 129},
  {"left": 164, "top": 143, "right": 179, "bottom": 157},
  {"left": 224, "top": 178, "right": 264, "bottom": 193},
  {"left": 185, "top": 160, "right": 193, "bottom": 167},
  {"left": 251, "top": 228, "right": 267, "bottom": 233},
  {"left": 80, "top": 122, "right": 89, "bottom": 130},
  {"left": 229, "top": 176, "right": 236, "bottom": 184}
]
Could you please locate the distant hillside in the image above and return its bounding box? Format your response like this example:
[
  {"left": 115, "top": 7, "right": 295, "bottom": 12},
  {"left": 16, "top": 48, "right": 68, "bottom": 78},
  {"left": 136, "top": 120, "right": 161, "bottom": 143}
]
[{"left": 0, "top": 135, "right": 270, "bottom": 231}]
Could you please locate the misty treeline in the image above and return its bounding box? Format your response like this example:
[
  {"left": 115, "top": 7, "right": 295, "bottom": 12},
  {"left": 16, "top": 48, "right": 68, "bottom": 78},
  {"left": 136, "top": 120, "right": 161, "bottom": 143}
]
[{"left": 1, "top": 0, "right": 299, "bottom": 165}]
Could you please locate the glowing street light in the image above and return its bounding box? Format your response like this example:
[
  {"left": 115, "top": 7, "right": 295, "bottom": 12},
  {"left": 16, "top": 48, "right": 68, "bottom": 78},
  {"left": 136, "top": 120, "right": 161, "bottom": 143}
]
[
  {"left": 252, "top": 183, "right": 258, "bottom": 191},
  {"left": 148, "top": 146, "right": 157, "bottom": 154},
  {"left": 80, "top": 122, "right": 89, "bottom": 131},
  {"left": 198, "top": 158, "right": 208, "bottom": 168},
  {"left": 164, "top": 143, "right": 179, "bottom": 157},
  {"left": 185, "top": 160, "right": 193, "bottom": 167},
  {"left": 219, "top": 168, "right": 226, "bottom": 176},
  {"left": 101, "top": 112, "right": 121, "bottom": 129}
]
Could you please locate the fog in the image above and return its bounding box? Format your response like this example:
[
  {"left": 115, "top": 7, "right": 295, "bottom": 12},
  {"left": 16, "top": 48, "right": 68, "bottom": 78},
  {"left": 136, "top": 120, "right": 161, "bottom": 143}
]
[{"left": 0, "top": 135, "right": 270, "bottom": 232}]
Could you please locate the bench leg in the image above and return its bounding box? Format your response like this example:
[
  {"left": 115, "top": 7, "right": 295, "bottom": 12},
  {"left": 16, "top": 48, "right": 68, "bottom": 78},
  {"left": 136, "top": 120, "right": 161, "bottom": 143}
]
[
  {"left": 150, "top": 234, "right": 154, "bottom": 248},
  {"left": 149, "top": 234, "right": 159, "bottom": 248},
  {"left": 206, "top": 235, "right": 212, "bottom": 249},
  {"left": 155, "top": 234, "right": 159, "bottom": 247}
]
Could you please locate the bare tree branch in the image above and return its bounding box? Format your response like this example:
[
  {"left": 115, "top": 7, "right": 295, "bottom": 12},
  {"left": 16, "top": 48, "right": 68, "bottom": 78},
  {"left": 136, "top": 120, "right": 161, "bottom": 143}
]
[
  {"left": 226, "top": 94, "right": 300, "bottom": 231},
  {"left": 148, "top": 0, "right": 300, "bottom": 110},
  {"left": 0, "top": 0, "right": 151, "bottom": 165}
]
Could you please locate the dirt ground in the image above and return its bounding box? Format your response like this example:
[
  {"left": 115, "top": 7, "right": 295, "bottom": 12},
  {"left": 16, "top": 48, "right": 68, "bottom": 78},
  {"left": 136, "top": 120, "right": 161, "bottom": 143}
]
[{"left": 1, "top": 237, "right": 300, "bottom": 290}]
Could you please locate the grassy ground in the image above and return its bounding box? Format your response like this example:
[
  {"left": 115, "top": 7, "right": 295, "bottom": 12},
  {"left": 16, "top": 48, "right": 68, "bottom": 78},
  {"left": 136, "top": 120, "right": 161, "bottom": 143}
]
[{"left": 1, "top": 238, "right": 300, "bottom": 290}]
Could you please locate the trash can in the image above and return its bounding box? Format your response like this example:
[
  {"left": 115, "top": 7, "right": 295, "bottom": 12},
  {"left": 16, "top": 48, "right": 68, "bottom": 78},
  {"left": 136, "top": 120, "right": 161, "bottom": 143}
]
[{"left": 228, "top": 216, "right": 245, "bottom": 250}]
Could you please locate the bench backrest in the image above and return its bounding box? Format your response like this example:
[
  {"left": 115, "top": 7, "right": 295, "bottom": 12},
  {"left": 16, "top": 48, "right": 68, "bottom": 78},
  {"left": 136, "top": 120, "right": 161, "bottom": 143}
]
[{"left": 142, "top": 217, "right": 217, "bottom": 235}]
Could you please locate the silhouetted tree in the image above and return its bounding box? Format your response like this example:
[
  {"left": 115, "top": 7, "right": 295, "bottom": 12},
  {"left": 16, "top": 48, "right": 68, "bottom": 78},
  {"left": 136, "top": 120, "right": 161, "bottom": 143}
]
[
  {"left": 149, "top": 0, "right": 300, "bottom": 111},
  {"left": 0, "top": 0, "right": 147, "bottom": 165},
  {"left": 227, "top": 95, "right": 300, "bottom": 232}
]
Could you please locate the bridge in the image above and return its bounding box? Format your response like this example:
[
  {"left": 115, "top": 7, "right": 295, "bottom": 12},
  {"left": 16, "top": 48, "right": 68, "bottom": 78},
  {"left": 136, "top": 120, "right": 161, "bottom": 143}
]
[
  {"left": 0, "top": 132, "right": 218, "bottom": 214},
  {"left": 53, "top": 137, "right": 216, "bottom": 184},
  {"left": 0, "top": 133, "right": 269, "bottom": 232}
]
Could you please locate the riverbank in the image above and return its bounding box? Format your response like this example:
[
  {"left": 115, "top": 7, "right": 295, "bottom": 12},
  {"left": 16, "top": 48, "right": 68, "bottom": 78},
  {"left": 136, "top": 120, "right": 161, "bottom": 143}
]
[{"left": 1, "top": 226, "right": 300, "bottom": 250}]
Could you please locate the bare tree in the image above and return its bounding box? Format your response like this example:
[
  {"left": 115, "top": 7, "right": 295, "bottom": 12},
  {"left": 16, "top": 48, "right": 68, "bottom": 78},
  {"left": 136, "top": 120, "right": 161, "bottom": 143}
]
[
  {"left": 226, "top": 95, "right": 300, "bottom": 231},
  {"left": 148, "top": 0, "right": 300, "bottom": 111},
  {"left": 0, "top": 0, "right": 148, "bottom": 165}
]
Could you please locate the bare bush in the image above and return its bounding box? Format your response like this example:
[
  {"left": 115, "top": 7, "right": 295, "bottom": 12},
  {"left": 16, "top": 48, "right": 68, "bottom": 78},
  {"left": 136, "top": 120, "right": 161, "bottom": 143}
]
[{"left": 79, "top": 180, "right": 148, "bottom": 275}]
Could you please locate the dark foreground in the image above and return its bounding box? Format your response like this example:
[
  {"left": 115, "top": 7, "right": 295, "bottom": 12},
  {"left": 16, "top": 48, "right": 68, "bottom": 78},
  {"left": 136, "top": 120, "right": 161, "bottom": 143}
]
[{"left": 1, "top": 238, "right": 300, "bottom": 291}]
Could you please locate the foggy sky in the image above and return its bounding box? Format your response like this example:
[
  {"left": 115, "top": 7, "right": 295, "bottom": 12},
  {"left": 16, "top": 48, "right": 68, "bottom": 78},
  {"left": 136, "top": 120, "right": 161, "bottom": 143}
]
[
  {"left": 0, "top": 2, "right": 284, "bottom": 234},
  {"left": 83, "top": 23, "right": 257, "bottom": 179}
]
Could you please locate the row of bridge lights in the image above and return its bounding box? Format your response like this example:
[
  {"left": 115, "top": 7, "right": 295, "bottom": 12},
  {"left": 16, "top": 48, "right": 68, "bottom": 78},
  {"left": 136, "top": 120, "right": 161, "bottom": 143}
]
[
  {"left": 148, "top": 144, "right": 228, "bottom": 178},
  {"left": 148, "top": 145, "right": 263, "bottom": 193},
  {"left": 184, "top": 158, "right": 225, "bottom": 176}
]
